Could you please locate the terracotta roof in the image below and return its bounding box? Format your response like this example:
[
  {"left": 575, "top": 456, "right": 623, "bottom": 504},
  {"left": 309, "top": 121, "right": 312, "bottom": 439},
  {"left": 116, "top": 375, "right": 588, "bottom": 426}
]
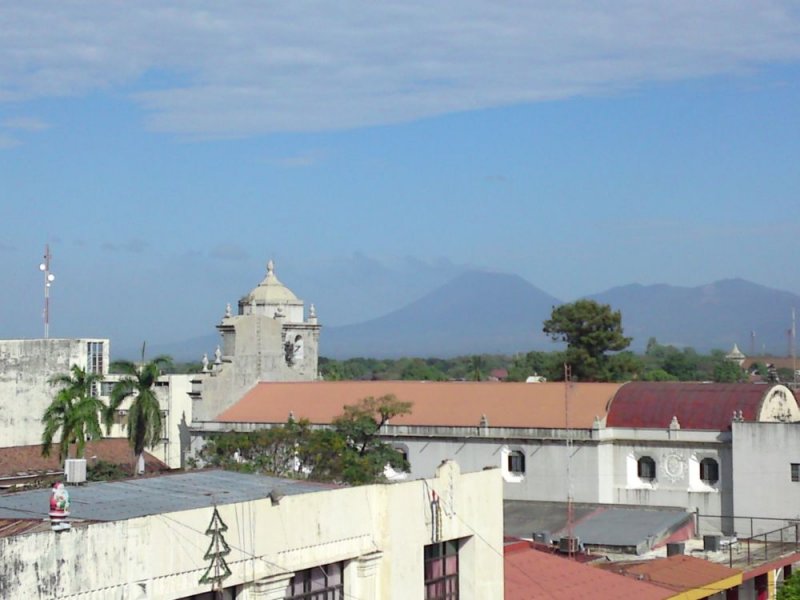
[
  {"left": 606, "top": 382, "right": 782, "bottom": 430},
  {"left": 504, "top": 540, "right": 672, "bottom": 600},
  {"left": 742, "top": 357, "right": 798, "bottom": 371},
  {"left": 216, "top": 381, "right": 622, "bottom": 429},
  {"left": 0, "top": 439, "right": 168, "bottom": 479},
  {"left": 597, "top": 554, "right": 742, "bottom": 596}
]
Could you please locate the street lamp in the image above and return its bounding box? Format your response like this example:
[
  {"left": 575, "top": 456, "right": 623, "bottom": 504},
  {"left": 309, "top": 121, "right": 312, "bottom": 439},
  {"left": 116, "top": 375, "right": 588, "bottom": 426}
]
[{"left": 39, "top": 245, "right": 55, "bottom": 339}]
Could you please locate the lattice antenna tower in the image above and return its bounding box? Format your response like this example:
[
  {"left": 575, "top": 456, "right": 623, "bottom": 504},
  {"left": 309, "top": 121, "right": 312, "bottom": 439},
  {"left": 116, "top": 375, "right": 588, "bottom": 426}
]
[{"left": 38, "top": 245, "right": 55, "bottom": 338}]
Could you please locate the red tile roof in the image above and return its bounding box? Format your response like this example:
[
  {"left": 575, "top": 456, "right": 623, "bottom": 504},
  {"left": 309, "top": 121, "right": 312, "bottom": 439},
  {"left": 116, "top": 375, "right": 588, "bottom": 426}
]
[
  {"left": 216, "top": 381, "right": 622, "bottom": 429},
  {"left": 606, "top": 382, "right": 783, "bottom": 430},
  {"left": 596, "top": 554, "right": 742, "bottom": 594},
  {"left": 504, "top": 541, "right": 672, "bottom": 600},
  {"left": 0, "top": 439, "right": 169, "bottom": 479}
]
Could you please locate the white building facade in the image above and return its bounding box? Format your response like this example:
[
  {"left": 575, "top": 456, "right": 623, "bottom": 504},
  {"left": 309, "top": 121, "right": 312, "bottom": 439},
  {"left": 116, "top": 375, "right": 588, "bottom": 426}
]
[{"left": 0, "top": 461, "right": 503, "bottom": 599}]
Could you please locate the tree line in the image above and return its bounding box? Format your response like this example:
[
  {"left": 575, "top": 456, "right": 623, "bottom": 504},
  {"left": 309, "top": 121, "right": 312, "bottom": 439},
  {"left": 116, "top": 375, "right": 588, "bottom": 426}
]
[{"left": 320, "top": 299, "right": 772, "bottom": 383}]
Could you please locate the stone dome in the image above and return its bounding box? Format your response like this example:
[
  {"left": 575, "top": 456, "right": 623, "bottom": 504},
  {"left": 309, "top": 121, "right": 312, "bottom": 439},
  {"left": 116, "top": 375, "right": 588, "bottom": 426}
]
[{"left": 245, "top": 260, "right": 300, "bottom": 304}]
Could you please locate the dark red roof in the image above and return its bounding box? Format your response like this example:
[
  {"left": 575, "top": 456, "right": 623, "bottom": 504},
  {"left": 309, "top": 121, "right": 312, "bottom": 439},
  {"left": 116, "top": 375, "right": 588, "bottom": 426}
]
[
  {"left": 0, "top": 439, "right": 169, "bottom": 479},
  {"left": 606, "top": 382, "right": 777, "bottom": 430}
]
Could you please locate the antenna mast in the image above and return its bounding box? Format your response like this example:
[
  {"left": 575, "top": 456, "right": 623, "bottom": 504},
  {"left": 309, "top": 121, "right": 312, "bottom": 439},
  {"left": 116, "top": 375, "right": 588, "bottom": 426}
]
[
  {"left": 793, "top": 308, "right": 797, "bottom": 390},
  {"left": 564, "top": 363, "right": 574, "bottom": 558},
  {"left": 38, "top": 245, "right": 55, "bottom": 338}
]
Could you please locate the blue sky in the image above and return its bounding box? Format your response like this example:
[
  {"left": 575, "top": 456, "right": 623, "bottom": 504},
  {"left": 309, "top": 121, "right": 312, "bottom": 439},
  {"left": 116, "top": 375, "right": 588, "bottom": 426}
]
[{"left": 1, "top": 2, "right": 799, "bottom": 356}]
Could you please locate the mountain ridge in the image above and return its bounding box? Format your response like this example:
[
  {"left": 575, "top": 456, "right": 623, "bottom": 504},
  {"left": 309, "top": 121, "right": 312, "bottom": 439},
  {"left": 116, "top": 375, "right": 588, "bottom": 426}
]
[{"left": 117, "top": 272, "right": 800, "bottom": 360}]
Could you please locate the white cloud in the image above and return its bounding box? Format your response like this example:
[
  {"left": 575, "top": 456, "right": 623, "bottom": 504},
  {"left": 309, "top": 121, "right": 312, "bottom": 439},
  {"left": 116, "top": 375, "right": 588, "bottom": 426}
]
[
  {"left": 210, "top": 243, "right": 249, "bottom": 261},
  {"left": 0, "top": 133, "right": 19, "bottom": 149},
  {"left": 1, "top": 2, "right": 799, "bottom": 137},
  {"left": 270, "top": 150, "right": 324, "bottom": 168},
  {"left": 2, "top": 116, "right": 49, "bottom": 131}
]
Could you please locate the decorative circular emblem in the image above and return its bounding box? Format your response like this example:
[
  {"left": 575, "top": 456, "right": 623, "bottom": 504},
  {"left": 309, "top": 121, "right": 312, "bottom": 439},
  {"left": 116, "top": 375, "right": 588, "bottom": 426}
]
[{"left": 663, "top": 453, "right": 685, "bottom": 482}]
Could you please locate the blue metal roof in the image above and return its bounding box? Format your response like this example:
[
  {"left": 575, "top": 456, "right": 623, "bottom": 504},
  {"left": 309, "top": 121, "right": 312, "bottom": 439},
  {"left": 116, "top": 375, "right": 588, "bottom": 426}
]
[{"left": 0, "top": 470, "right": 338, "bottom": 522}]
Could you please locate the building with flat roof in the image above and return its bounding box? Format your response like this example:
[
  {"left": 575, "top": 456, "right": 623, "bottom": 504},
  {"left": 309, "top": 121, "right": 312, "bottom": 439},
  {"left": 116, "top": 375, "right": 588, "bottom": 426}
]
[{"left": 0, "top": 460, "right": 503, "bottom": 599}]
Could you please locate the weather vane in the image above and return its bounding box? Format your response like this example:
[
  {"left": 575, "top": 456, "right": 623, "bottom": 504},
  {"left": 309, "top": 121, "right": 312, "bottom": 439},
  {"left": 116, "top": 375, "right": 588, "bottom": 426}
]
[{"left": 39, "top": 244, "right": 55, "bottom": 338}]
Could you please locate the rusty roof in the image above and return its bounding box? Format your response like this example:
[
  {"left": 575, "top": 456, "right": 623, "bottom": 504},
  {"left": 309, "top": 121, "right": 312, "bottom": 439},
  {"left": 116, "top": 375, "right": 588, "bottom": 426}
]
[
  {"left": 0, "top": 439, "right": 168, "bottom": 479},
  {"left": 504, "top": 541, "right": 672, "bottom": 600},
  {"left": 215, "top": 381, "right": 622, "bottom": 429},
  {"left": 596, "top": 554, "right": 742, "bottom": 595},
  {"left": 606, "top": 382, "right": 781, "bottom": 430}
]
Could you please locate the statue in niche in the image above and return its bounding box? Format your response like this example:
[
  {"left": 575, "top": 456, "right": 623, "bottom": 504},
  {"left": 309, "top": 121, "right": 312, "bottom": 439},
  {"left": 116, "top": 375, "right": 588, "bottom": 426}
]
[
  {"left": 293, "top": 335, "right": 304, "bottom": 362},
  {"left": 283, "top": 334, "right": 304, "bottom": 366},
  {"left": 284, "top": 336, "right": 295, "bottom": 366}
]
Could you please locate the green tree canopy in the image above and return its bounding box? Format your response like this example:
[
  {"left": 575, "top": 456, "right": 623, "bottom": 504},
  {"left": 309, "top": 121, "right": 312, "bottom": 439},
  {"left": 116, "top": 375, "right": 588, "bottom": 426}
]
[
  {"left": 712, "top": 359, "right": 746, "bottom": 383},
  {"left": 778, "top": 571, "right": 800, "bottom": 600},
  {"left": 42, "top": 364, "right": 105, "bottom": 461},
  {"left": 542, "top": 300, "right": 632, "bottom": 381},
  {"left": 199, "top": 395, "right": 412, "bottom": 485},
  {"left": 106, "top": 352, "right": 172, "bottom": 473}
]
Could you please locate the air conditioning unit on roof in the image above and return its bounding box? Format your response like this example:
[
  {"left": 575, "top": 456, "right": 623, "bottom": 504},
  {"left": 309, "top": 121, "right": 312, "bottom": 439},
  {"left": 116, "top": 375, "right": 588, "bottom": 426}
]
[
  {"left": 64, "top": 458, "right": 86, "bottom": 484},
  {"left": 558, "top": 536, "right": 581, "bottom": 554}
]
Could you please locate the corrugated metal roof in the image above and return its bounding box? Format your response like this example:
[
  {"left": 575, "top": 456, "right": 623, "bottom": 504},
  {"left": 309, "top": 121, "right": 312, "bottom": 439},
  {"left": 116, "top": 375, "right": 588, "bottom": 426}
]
[
  {"left": 504, "top": 500, "right": 692, "bottom": 554},
  {"left": 606, "top": 382, "right": 776, "bottom": 430},
  {"left": 216, "top": 381, "right": 622, "bottom": 429},
  {"left": 0, "top": 470, "right": 337, "bottom": 523},
  {"left": 504, "top": 541, "right": 673, "bottom": 599}
]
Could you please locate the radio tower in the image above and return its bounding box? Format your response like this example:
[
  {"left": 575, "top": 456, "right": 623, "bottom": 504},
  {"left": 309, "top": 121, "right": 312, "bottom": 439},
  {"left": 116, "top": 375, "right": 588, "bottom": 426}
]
[{"left": 39, "top": 245, "right": 55, "bottom": 338}]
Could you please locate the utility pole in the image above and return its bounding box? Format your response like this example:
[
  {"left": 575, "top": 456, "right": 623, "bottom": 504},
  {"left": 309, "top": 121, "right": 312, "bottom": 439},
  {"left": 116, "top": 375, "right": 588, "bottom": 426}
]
[
  {"left": 38, "top": 245, "right": 55, "bottom": 338},
  {"left": 793, "top": 308, "right": 797, "bottom": 390},
  {"left": 564, "top": 363, "right": 574, "bottom": 558}
]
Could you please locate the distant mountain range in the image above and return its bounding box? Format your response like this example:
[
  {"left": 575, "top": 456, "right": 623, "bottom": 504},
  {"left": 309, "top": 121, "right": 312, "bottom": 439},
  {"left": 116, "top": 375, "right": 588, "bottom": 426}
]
[
  {"left": 124, "top": 272, "right": 800, "bottom": 360},
  {"left": 322, "top": 271, "right": 560, "bottom": 358},
  {"left": 324, "top": 273, "right": 800, "bottom": 358}
]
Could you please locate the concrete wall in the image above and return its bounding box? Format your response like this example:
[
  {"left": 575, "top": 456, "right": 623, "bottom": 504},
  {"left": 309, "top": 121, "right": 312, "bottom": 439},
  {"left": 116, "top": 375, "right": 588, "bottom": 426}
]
[
  {"left": 0, "top": 339, "right": 109, "bottom": 448},
  {"left": 0, "top": 461, "right": 503, "bottom": 599},
  {"left": 383, "top": 426, "right": 729, "bottom": 514},
  {"left": 732, "top": 421, "right": 800, "bottom": 534}
]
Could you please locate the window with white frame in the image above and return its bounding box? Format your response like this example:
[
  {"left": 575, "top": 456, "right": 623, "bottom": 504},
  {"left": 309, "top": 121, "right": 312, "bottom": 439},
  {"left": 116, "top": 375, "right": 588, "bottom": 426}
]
[
  {"left": 501, "top": 447, "right": 525, "bottom": 482},
  {"left": 392, "top": 444, "right": 410, "bottom": 471},
  {"left": 637, "top": 456, "right": 656, "bottom": 482},
  {"left": 507, "top": 450, "right": 525, "bottom": 475},
  {"left": 424, "top": 539, "right": 459, "bottom": 600},
  {"left": 699, "top": 458, "right": 719, "bottom": 485},
  {"left": 87, "top": 342, "right": 104, "bottom": 374},
  {"left": 285, "top": 562, "right": 344, "bottom": 600},
  {"left": 792, "top": 463, "right": 800, "bottom": 483}
]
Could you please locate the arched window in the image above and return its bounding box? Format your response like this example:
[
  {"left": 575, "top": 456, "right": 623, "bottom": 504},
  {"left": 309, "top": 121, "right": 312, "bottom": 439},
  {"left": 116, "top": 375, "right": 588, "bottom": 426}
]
[
  {"left": 508, "top": 450, "right": 525, "bottom": 475},
  {"left": 700, "top": 458, "right": 719, "bottom": 484},
  {"left": 638, "top": 456, "right": 656, "bottom": 481}
]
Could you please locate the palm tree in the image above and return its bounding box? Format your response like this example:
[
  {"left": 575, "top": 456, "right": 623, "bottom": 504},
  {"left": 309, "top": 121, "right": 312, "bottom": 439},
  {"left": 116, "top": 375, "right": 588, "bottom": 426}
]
[
  {"left": 106, "top": 348, "right": 171, "bottom": 474},
  {"left": 42, "top": 364, "right": 105, "bottom": 461},
  {"left": 469, "top": 355, "right": 484, "bottom": 382}
]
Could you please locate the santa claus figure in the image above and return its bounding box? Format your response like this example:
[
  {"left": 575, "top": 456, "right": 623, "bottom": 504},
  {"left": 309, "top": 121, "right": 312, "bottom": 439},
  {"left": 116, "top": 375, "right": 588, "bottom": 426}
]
[{"left": 49, "top": 482, "right": 71, "bottom": 531}]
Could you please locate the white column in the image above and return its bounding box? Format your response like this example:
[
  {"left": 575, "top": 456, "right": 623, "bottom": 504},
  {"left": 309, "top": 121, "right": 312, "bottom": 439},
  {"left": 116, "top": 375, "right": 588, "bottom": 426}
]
[
  {"left": 353, "top": 551, "right": 383, "bottom": 600},
  {"left": 247, "top": 571, "right": 294, "bottom": 600}
]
